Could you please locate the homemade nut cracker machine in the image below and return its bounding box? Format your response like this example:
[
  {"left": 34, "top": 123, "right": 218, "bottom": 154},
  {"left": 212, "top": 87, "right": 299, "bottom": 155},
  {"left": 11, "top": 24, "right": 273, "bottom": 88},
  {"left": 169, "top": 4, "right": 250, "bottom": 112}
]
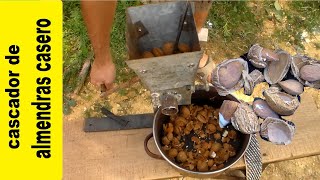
[
  {"left": 82, "top": 2, "right": 320, "bottom": 178},
  {"left": 83, "top": 2, "right": 254, "bottom": 177},
  {"left": 84, "top": 2, "right": 206, "bottom": 131}
]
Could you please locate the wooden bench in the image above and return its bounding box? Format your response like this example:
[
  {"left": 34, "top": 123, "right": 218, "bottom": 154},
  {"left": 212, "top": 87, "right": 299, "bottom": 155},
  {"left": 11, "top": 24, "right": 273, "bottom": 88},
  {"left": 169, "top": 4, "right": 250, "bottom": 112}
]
[{"left": 64, "top": 92, "right": 320, "bottom": 179}]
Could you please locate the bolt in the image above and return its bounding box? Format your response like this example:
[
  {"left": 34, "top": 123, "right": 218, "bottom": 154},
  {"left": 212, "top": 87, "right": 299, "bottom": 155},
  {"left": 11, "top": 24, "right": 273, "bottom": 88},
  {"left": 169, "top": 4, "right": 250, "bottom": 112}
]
[
  {"left": 140, "top": 69, "right": 147, "bottom": 74},
  {"left": 175, "top": 94, "right": 182, "bottom": 101},
  {"left": 187, "top": 63, "right": 195, "bottom": 68}
]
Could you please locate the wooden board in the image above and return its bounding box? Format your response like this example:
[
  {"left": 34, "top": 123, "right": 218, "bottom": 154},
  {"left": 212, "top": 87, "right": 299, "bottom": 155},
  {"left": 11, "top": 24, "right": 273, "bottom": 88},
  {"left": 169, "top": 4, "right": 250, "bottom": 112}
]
[{"left": 64, "top": 93, "right": 320, "bottom": 180}]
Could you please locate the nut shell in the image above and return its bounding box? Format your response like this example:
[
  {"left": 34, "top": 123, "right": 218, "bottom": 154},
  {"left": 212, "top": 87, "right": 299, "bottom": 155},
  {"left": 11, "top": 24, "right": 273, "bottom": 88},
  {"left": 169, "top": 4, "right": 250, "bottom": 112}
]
[
  {"left": 247, "top": 44, "right": 278, "bottom": 68},
  {"left": 197, "top": 160, "right": 208, "bottom": 172},
  {"left": 219, "top": 61, "right": 243, "bottom": 89},
  {"left": 152, "top": 47, "right": 164, "bottom": 57},
  {"left": 180, "top": 106, "right": 190, "bottom": 119},
  {"left": 231, "top": 102, "right": 260, "bottom": 134},
  {"left": 168, "top": 148, "right": 178, "bottom": 158},
  {"left": 219, "top": 100, "right": 239, "bottom": 127},
  {"left": 178, "top": 43, "right": 191, "bottom": 53},
  {"left": 249, "top": 69, "right": 265, "bottom": 84},
  {"left": 212, "top": 58, "right": 249, "bottom": 96},
  {"left": 162, "top": 136, "right": 170, "bottom": 145},
  {"left": 263, "top": 88, "right": 300, "bottom": 116},
  {"left": 177, "top": 151, "right": 187, "bottom": 163},
  {"left": 162, "top": 42, "right": 174, "bottom": 55},
  {"left": 252, "top": 98, "right": 279, "bottom": 119},
  {"left": 247, "top": 44, "right": 267, "bottom": 68},
  {"left": 211, "top": 143, "right": 222, "bottom": 152},
  {"left": 260, "top": 117, "right": 295, "bottom": 145},
  {"left": 264, "top": 50, "right": 292, "bottom": 84},
  {"left": 242, "top": 70, "right": 255, "bottom": 95},
  {"left": 142, "top": 51, "right": 154, "bottom": 58},
  {"left": 300, "top": 64, "right": 320, "bottom": 82},
  {"left": 261, "top": 48, "right": 279, "bottom": 62},
  {"left": 291, "top": 54, "right": 320, "bottom": 89},
  {"left": 278, "top": 79, "right": 304, "bottom": 95}
]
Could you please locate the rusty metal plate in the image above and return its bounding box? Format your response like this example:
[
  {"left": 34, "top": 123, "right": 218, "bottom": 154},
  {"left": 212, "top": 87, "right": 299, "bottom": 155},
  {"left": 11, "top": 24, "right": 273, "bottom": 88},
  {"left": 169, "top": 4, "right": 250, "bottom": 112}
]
[
  {"left": 125, "top": 1, "right": 202, "bottom": 107},
  {"left": 84, "top": 113, "right": 154, "bottom": 132},
  {"left": 126, "top": 1, "right": 200, "bottom": 59}
]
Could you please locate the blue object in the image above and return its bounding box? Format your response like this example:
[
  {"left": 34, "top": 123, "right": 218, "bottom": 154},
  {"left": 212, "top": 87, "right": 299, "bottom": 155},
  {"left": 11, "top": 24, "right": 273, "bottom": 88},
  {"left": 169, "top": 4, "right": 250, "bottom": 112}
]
[{"left": 219, "top": 112, "right": 230, "bottom": 128}]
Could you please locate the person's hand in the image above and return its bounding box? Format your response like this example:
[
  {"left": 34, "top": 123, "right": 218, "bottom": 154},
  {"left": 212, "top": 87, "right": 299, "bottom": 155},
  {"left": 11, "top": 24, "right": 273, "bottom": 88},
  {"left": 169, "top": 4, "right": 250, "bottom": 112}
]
[{"left": 90, "top": 55, "right": 116, "bottom": 91}]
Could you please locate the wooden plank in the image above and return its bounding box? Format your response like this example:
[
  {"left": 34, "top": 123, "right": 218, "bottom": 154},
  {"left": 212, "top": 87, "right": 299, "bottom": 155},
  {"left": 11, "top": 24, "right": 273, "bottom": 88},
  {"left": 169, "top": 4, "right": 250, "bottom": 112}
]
[{"left": 63, "top": 92, "right": 320, "bottom": 180}]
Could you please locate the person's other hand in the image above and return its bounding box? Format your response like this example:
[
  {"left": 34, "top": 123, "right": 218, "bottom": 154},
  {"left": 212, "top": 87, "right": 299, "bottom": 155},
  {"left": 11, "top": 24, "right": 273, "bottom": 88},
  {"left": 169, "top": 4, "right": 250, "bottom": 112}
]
[{"left": 90, "top": 55, "right": 116, "bottom": 91}]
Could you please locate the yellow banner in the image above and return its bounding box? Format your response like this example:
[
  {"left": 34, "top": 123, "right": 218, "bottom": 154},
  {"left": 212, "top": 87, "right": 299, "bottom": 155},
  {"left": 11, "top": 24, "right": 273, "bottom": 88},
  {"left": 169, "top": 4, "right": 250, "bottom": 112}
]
[{"left": 0, "top": 1, "right": 62, "bottom": 179}]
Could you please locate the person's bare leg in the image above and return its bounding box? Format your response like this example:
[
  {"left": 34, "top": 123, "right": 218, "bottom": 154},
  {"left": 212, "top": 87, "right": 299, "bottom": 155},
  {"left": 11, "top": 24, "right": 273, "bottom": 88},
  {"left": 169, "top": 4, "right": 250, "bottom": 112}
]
[
  {"left": 81, "top": 1, "right": 117, "bottom": 90},
  {"left": 194, "top": 1, "right": 212, "bottom": 33}
]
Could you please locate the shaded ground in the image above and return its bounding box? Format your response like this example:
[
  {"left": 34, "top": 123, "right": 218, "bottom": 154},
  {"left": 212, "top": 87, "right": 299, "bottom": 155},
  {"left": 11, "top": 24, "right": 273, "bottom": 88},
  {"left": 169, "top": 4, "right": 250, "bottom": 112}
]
[{"left": 63, "top": 1, "right": 320, "bottom": 179}]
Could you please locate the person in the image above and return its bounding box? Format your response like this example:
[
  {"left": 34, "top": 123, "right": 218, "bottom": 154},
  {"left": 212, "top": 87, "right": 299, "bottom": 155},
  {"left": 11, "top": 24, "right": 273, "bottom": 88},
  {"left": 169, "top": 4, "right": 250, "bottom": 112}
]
[{"left": 81, "top": 1, "right": 212, "bottom": 91}]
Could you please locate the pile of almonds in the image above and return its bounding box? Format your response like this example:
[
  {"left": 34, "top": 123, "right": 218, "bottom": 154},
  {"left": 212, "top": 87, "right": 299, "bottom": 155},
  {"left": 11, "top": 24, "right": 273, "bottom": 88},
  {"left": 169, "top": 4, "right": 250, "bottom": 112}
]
[
  {"left": 141, "top": 42, "right": 191, "bottom": 58},
  {"left": 161, "top": 105, "right": 240, "bottom": 172}
]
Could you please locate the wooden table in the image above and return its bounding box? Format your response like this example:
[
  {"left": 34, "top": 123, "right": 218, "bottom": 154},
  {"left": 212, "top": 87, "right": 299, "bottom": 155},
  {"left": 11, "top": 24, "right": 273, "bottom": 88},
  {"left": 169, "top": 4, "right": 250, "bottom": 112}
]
[{"left": 64, "top": 92, "right": 320, "bottom": 180}]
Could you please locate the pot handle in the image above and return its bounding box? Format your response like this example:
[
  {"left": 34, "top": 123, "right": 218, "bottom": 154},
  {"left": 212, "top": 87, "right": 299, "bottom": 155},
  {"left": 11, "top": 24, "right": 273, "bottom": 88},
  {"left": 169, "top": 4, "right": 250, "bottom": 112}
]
[{"left": 144, "top": 132, "right": 164, "bottom": 160}]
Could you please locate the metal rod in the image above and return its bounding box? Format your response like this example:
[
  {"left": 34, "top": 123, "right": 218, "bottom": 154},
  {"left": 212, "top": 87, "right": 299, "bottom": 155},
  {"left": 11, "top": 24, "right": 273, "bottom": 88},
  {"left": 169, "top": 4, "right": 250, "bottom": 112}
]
[{"left": 173, "top": 1, "right": 189, "bottom": 53}]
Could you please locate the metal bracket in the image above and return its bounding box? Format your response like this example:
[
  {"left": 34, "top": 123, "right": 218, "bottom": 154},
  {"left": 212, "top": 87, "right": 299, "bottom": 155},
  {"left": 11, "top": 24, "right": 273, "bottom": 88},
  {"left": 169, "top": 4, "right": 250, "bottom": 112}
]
[
  {"left": 84, "top": 108, "right": 154, "bottom": 132},
  {"left": 134, "top": 20, "right": 149, "bottom": 38}
]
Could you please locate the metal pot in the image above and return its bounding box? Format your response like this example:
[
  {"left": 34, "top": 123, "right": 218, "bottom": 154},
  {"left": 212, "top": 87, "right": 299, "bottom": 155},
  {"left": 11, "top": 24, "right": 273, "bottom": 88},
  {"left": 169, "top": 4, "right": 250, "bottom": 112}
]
[{"left": 144, "top": 87, "right": 252, "bottom": 177}]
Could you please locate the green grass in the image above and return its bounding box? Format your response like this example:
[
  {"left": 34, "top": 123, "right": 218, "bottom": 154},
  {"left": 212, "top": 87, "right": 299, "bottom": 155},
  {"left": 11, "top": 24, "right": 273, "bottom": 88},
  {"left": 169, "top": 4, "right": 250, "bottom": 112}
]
[
  {"left": 63, "top": 1, "right": 90, "bottom": 94},
  {"left": 264, "top": 1, "right": 320, "bottom": 50},
  {"left": 207, "top": 1, "right": 263, "bottom": 52},
  {"left": 83, "top": 101, "right": 112, "bottom": 118},
  {"left": 288, "top": 1, "right": 320, "bottom": 49},
  {"left": 289, "top": 1, "right": 320, "bottom": 33},
  {"left": 205, "top": 1, "right": 320, "bottom": 56},
  {"left": 208, "top": 2, "right": 262, "bottom": 39},
  {"left": 118, "top": 88, "right": 128, "bottom": 96}
]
